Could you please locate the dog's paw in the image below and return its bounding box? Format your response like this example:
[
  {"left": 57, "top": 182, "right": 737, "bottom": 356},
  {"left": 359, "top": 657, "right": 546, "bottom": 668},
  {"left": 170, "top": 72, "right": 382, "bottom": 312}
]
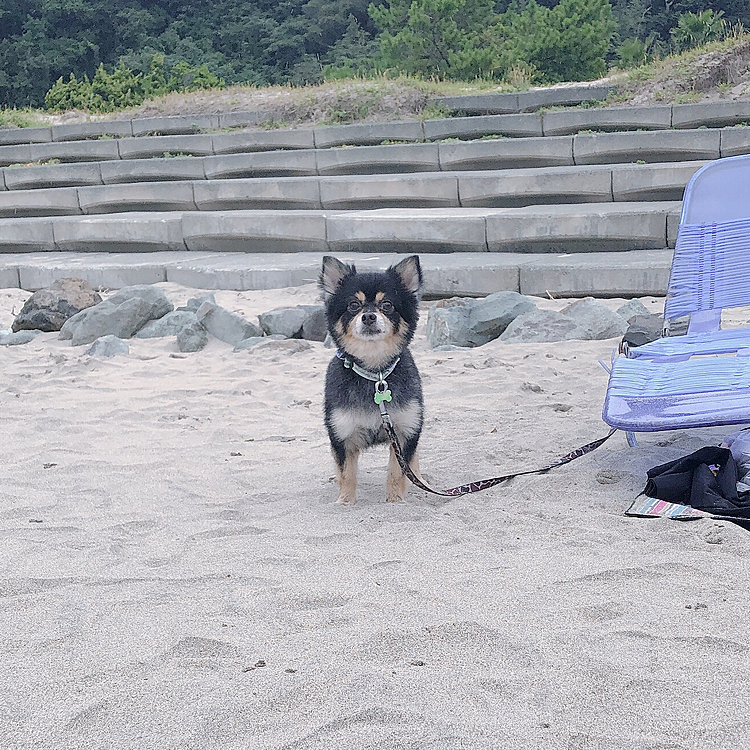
[
  {"left": 385, "top": 492, "right": 405, "bottom": 503},
  {"left": 337, "top": 494, "right": 356, "bottom": 506}
]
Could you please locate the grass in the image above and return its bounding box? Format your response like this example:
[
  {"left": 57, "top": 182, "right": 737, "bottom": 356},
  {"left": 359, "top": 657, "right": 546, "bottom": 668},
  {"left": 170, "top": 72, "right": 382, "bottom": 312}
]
[{"left": 0, "top": 107, "right": 48, "bottom": 129}]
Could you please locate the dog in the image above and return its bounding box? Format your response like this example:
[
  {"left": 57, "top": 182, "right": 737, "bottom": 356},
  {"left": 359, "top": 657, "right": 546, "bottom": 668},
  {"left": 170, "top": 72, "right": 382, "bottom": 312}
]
[{"left": 320, "top": 255, "right": 424, "bottom": 505}]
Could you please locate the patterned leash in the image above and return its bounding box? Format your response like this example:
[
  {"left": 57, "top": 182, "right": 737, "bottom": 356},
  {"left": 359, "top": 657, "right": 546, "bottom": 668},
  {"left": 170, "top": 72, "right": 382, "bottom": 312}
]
[{"left": 367, "top": 365, "right": 616, "bottom": 498}]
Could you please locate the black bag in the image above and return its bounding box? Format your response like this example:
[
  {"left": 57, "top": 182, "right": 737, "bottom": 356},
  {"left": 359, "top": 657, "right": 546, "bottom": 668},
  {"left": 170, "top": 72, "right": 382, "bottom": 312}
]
[{"left": 645, "top": 446, "right": 750, "bottom": 519}]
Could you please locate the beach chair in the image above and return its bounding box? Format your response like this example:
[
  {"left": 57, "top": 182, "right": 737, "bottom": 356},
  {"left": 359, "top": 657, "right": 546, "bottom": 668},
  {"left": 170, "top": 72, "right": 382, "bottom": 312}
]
[{"left": 602, "top": 154, "right": 750, "bottom": 434}]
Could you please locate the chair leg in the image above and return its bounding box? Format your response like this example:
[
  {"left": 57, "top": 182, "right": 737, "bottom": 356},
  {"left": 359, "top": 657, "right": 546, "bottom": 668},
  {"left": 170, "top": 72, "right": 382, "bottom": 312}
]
[{"left": 626, "top": 431, "right": 639, "bottom": 448}]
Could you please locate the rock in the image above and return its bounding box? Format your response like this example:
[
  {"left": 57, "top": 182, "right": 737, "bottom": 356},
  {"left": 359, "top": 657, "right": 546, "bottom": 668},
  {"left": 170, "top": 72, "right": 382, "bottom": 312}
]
[
  {"left": 106, "top": 285, "right": 173, "bottom": 321},
  {"left": 616, "top": 298, "right": 652, "bottom": 322},
  {"left": 85, "top": 335, "right": 129, "bottom": 358},
  {"left": 560, "top": 297, "right": 628, "bottom": 340},
  {"left": 468, "top": 291, "right": 537, "bottom": 345},
  {"left": 195, "top": 301, "right": 263, "bottom": 345},
  {"left": 499, "top": 309, "right": 592, "bottom": 343},
  {"left": 176, "top": 321, "right": 208, "bottom": 352},
  {"left": 0, "top": 330, "right": 37, "bottom": 346},
  {"left": 622, "top": 314, "right": 664, "bottom": 348},
  {"left": 323, "top": 333, "right": 335, "bottom": 349},
  {"left": 247, "top": 339, "right": 313, "bottom": 354},
  {"left": 181, "top": 293, "right": 216, "bottom": 312},
  {"left": 234, "top": 335, "right": 285, "bottom": 350},
  {"left": 426, "top": 298, "right": 474, "bottom": 348},
  {"left": 61, "top": 297, "right": 153, "bottom": 346},
  {"left": 135, "top": 310, "right": 198, "bottom": 339},
  {"left": 12, "top": 278, "right": 102, "bottom": 333},
  {"left": 301, "top": 306, "right": 327, "bottom": 342},
  {"left": 258, "top": 306, "right": 308, "bottom": 338}
]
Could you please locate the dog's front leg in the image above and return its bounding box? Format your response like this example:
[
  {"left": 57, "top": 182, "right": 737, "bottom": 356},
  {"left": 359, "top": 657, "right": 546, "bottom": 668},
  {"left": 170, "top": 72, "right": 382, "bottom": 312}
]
[{"left": 336, "top": 447, "right": 360, "bottom": 505}]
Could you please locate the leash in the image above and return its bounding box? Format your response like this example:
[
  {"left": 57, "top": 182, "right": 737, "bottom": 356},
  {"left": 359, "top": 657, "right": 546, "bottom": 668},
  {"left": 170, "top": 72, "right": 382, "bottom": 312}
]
[{"left": 338, "top": 351, "right": 617, "bottom": 498}]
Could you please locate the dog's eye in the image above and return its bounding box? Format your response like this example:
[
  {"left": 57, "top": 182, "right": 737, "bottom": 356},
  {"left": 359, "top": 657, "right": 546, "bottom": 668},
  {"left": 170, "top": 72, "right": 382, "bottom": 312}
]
[
  {"left": 347, "top": 300, "right": 362, "bottom": 313},
  {"left": 380, "top": 300, "right": 394, "bottom": 313}
]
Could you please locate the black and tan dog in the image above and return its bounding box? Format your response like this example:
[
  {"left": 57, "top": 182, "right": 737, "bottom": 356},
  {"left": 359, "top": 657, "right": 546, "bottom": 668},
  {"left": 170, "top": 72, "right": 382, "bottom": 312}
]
[{"left": 320, "top": 255, "right": 424, "bottom": 505}]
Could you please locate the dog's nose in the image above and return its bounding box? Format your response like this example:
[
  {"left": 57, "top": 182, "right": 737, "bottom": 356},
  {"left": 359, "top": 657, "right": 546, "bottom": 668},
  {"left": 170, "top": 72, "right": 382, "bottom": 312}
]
[{"left": 361, "top": 311, "right": 378, "bottom": 326}]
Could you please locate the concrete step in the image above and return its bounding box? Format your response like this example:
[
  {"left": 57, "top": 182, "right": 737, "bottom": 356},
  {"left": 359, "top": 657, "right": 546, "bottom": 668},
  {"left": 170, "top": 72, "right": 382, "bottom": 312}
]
[
  {"left": 0, "top": 162, "right": 705, "bottom": 218},
  {"left": 0, "top": 249, "right": 673, "bottom": 297},
  {"left": 1, "top": 127, "right": 745, "bottom": 190},
  {"left": 0, "top": 203, "right": 682, "bottom": 255},
  {"left": 4, "top": 98, "right": 750, "bottom": 148}
]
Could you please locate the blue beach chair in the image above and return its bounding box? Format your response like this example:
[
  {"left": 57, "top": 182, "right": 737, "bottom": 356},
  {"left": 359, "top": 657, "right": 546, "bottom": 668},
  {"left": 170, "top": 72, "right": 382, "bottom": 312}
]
[{"left": 603, "top": 154, "right": 750, "bottom": 434}]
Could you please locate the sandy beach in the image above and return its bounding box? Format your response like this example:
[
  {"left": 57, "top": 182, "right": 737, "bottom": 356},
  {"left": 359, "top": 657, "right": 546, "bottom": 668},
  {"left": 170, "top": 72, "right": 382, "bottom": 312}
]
[{"left": 1, "top": 282, "right": 748, "bottom": 750}]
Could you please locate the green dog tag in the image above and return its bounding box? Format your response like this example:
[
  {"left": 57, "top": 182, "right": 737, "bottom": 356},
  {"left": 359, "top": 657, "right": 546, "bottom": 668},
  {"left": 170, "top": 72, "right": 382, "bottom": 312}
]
[{"left": 374, "top": 389, "right": 392, "bottom": 405}]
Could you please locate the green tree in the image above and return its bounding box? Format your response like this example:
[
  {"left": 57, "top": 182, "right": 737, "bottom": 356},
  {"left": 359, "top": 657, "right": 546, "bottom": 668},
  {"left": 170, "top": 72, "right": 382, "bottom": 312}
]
[
  {"left": 369, "top": 0, "right": 498, "bottom": 79},
  {"left": 671, "top": 9, "right": 726, "bottom": 52}
]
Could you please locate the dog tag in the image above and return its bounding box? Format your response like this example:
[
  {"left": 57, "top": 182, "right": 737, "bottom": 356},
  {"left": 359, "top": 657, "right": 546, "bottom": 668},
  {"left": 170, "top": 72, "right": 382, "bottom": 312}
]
[{"left": 374, "top": 389, "right": 392, "bottom": 405}]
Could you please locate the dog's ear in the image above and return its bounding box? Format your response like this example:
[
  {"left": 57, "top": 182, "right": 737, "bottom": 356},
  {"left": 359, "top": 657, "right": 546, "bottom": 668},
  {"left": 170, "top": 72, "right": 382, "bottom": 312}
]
[
  {"left": 320, "top": 256, "right": 355, "bottom": 299},
  {"left": 391, "top": 255, "right": 423, "bottom": 297}
]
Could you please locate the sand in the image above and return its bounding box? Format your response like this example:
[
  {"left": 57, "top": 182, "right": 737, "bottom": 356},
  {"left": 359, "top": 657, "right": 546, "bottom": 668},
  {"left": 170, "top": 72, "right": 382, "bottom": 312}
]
[{"left": 1, "top": 283, "right": 748, "bottom": 750}]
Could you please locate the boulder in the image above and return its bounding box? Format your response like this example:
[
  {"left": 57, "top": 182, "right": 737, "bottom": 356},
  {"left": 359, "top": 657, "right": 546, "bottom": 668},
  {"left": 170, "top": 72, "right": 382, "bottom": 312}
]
[
  {"left": 85, "top": 335, "right": 129, "bottom": 358},
  {"left": 0, "top": 330, "right": 37, "bottom": 346},
  {"left": 106, "top": 285, "right": 173, "bottom": 320},
  {"left": 301, "top": 306, "right": 327, "bottom": 342},
  {"left": 61, "top": 297, "right": 154, "bottom": 346},
  {"left": 622, "top": 313, "right": 664, "bottom": 348},
  {"left": 426, "top": 298, "right": 474, "bottom": 348},
  {"left": 560, "top": 297, "right": 627, "bottom": 340},
  {"left": 12, "top": 278, "right": 101, "bottom": 333},
  {"left": 468, "top": 291, "right": 537, "bottom": 345},
  {"left": 258, "top": 306, "right": 308, "bottom": 338},
  {"left": 181, "top": 293, "right": 216, "bottom": 312},
  {"left": 176, "top": 321, "right": 208, "bottom": 352},
  {"left": 616, "top": 298, "right": 652, "bottom": 322},
  {"left": 195, "top": 301, "right": 263, "bottom": 345},
  {"left": 499, "top": 309, "right": 592, "bottom": 343},
  {"left": 135, "top": 310, "right": 198, "bottom": 339}
]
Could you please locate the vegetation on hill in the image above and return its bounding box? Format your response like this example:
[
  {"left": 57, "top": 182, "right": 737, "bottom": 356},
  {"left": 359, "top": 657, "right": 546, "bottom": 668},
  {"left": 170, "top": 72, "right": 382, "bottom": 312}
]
[{"left": 1, "top": 0, "right": 750, "bottom": 113}]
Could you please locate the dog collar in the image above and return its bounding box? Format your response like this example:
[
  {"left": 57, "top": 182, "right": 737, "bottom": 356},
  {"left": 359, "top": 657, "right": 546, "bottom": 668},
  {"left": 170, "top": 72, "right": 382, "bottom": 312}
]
[{"left": 335, "top": 350, "right": 400, "bottom": 405}]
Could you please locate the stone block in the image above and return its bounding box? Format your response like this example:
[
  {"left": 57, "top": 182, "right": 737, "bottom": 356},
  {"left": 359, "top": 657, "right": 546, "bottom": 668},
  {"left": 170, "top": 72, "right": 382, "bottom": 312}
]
[
  {"left": 430, "top": 93, "right": 520, "bottom": 115},
  {"left": 517, "top": 84, "right": 615, "bottom": 111},
  {"left": 518, "top": 249, "right": 674, "bottom": 297},
  {"left": 424, "top": 113, "right": 543, "bottom": 141},
  {"left": 203, "top": 151, "right": 317, "bottom": 179},
  {"left": 29, "top": 140, "right": 120, "bottom": 163},
  {"left": 100, "top": 157, "right": 205, "bottom": 184},
  {"left": 0, "top": 265, "right": 20, "bottom": 288},
  {"left": 117, "top": 135, "right": 214, "bottom": 159},
  {"left": 177, "top": 321, "right": 208, "bottom": 352},
  {"left": 419, "top": 254, "right": 523, "bottom": 296},
  {"left": 667, "top": 208, "right": 681, "bottom": 249},
  {"left": 498, "top": 308, "right": 592, "bottom": 343},
  {"left": 486, "top": 202, "right": 679, "bottom": 253},
  {"left": 320, "top": 174, "right": 459, "bottom": 209},
  {"left": 316, "top": 143, "right": 440, "bottom": 176},
  {"left": 673, "top": 101, "right": 750, "bottom": 129},
  {"left": 543, "top": 105, "right": 671, "bottom": 136},
  {"left": 425, "top": 301, "right": 474, "bottom": 348},
  {"left": 52, "top": 212, "right": 185, "bottom": 253},
  {"left": 211, "top": 129, "right": 315, "bottom": 154},
  {"left": 458, "top": 166, "right": 612, "bottom": 208},
  {"left": 0, "top": 127, "right": 52, "bottom": 146},
  {"left": 78, "top": 181, "right": 197, "bottom": 214},
  {"left": 258, "top": 306, "right": 308, "bottom": 337},
  {"left": 182, "top": 210, "right": 328, "bottom": 253},
  {"left": 719, "top": 126, "right": 750, "bottom": 158},
  {"left": 439, "top": 136, "right": 574, "bottom": 171},
  {"left": 314, "top": 121, "right": 424, "bottom": 148},
  {"left": 574, "top": 130, "right": 721, "bottom": 165},
  {"left": 131, "top": 114, "right": 220, "bottom": 136},
  {"left": 193, "top": 177, "right": 320, "bottom": 211},
  {"left": 3, "top": 163, "right": 103, "bottom": 190},
  {"left": 326, "top": 208, "right": 488, "bottom": 253},
  {"left": 52, "top": 120, "right": 133, "bottom": 141},
  {"left": 217, "top": 111, "right": 270, "bottom": 129},
  {"left": 0, "top": 187, "right": 81, "bottom": 217},
  {"left": 0, "top": 144, "right": 34, "bottom": 167},
  {"left": 0, "top": 218, "right": 55, "bottom": 252},
  {"left": 611, "top": 161, "right": 706, "bottom": 202}
]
